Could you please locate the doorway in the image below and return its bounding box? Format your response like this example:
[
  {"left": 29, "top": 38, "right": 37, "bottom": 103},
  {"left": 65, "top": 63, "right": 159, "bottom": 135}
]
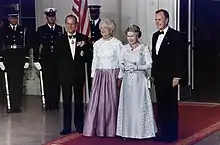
[{"left": 180, "top": 0, "right": 220, "bottom": 102}]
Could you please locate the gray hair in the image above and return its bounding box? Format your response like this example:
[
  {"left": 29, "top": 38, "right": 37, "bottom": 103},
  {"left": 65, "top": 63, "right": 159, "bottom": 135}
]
[
  {"left": 99, "top": 18, "right": 116, "bottom": 36},
  {"left": 125, "top": 24, "right": 142, "bottom": 38}
]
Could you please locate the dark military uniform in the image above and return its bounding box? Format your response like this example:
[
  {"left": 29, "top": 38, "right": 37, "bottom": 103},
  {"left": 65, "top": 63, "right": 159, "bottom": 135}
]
[
  {"left": 88, "top": 5, "right": 102, "bottom": 94},
  {"left": 89, "top": 5, "right": 102, "bottom": 43},
  {"left": 0, "top": 26, "right": 6, "bottom": 106},
  {"left": 0, "top": 24, "right": 29, "bottom": 113},
  {"left": 34, "top": 24, "right": 62, "bottom": 110},
  {"left": 90, "top": 19, "right": 102, "bottom": 42}
]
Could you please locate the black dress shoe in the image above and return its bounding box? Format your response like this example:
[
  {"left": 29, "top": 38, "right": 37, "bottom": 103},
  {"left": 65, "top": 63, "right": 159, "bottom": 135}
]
[
  {"left": 44, "top": 106, "right": 51, "bottom": 111},
  {"left": 76, "top": 129, "right": 83, "bottom": 134},
  {"left": 60, "top": 129, "right": 71, "bottom": 135},
  {"left": 7, "top": 108, "right": 22, "bottom": 113},
  {"left": 75, "top": 126, "right": 83, "bottom": 134},
  {"left": 51, "top": 107, "right": 59, "bottom": 111},
  {"left": 164, "top": 138, "right": 178, "bottom": 143},
  {"left": 154, "top": 136, "right": 178, "bottom": 143},
  {"left": 153, "top": 136, "right": 165, "bottom": 142}
]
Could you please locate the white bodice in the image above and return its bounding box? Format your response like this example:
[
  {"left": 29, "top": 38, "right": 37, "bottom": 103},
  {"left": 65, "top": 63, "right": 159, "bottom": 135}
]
[{"left": 91, "top": 37, "right": 122, "bottom": 77}]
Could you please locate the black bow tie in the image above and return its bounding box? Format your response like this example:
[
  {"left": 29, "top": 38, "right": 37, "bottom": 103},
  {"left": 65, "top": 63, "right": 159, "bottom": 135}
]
[
  {"left": 68, "top": 35, "right": 76, "bottom": 39},
  {"left": 159, "top": 31, "right": 164, "bottom": 35}
]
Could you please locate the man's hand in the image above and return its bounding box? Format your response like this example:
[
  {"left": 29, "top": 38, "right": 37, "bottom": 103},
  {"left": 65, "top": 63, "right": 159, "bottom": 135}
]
[
  {"left": 150, "top": 77, "right": 154, "bottom": 84},
  {"left": 172, "top": 77, "right": 181, "bottom": 87}
]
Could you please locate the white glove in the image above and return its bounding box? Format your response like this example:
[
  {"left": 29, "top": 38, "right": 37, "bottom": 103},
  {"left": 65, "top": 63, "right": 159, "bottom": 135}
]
[
  {"left": 0, "top": 62, "right": 5, "bottom": 71},
  {"left": 34, "top": 62, "right": 42, "bottom": 70},
  {"left": 125, "top": 64, "right": 137, "bottom": 73},
  {"left": 24, "top": 62, "right": 29, "bottom": 69}
]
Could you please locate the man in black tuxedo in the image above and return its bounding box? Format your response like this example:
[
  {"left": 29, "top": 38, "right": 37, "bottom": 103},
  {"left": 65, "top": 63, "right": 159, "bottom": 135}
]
[
  {"left": 56, "top": 15, "right": 92, "bottom": 135},
  {"left": 152, "top": 9, "right": 184, "bottom": 143}
]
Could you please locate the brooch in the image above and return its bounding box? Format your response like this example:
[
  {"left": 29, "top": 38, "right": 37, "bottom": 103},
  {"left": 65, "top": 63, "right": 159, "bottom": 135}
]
[{"left": 139, "top": 48, "right": 145, "bottom": 56}]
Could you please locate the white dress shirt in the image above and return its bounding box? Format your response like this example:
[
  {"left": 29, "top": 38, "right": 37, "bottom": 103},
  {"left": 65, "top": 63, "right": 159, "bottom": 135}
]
[
  {"left": 48, "top": 24, "right": 55, "bottom": 30},
  {"left": 10, "top": 24, "right": 17, "bottom": 31},
  {"left": 94, "top": 19, "right": 100, "bottom": 26},
  {"left": 68, "top": 32, "right": 76, "bottom": 60},
  {"left": 91, "top": 18, "right": 100, "bottom": 26},
  {"left": 155, "top": 26, "right": 169, "bottom": 55}
]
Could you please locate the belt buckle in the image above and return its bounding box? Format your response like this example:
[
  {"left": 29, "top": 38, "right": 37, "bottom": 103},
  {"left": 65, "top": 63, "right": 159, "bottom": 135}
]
[{"left": 11, "top": 45, "right": 17, "bottom": 49}]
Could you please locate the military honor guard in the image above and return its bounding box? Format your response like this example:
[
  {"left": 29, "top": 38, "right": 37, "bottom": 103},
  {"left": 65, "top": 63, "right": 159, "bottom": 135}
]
[
  {"left": 86, "top": 5, "right": 102, "bottom": 93},
  {"left": 34, "top": 8, "right": 63, "bottom": 111},
  {"left": 0, "top": 13, "right": 30, "bottom": 113},
  {"left": 88, "top": 5, "right": 102, "bottom": 43}
]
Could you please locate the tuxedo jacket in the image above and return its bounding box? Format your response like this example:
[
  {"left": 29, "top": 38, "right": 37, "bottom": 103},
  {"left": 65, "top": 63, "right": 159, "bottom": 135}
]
[
  {"left": 152, "top": 27, "right": 184, "bottom": 87},
  {"left": 55, "top": 32, "right": 92, "bottom": 84}
]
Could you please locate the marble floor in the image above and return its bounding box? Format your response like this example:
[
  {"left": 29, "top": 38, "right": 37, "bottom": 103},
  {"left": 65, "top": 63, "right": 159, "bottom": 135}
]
[
  {"left": 0, "top": 95, "right": 219, "bottom": 145},
  {"left": 0, "top": 95, "right": 61, "bottom": 145}
]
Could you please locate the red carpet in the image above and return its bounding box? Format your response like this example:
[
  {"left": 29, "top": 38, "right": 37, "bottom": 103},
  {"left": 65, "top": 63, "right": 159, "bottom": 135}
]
[{"left": 44, "top": 102, "right": 220, "bottom": 145}]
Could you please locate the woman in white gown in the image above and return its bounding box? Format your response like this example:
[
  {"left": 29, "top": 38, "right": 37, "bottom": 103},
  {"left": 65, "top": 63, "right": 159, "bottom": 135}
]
[{"left": 116, "top": 24, "right": 157, "bottom": 139}]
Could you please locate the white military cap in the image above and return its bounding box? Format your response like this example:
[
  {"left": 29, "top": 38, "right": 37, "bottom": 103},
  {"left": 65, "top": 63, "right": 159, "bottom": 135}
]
[{"left": 44, "top": 8, "right": 57, "bottom": 17}]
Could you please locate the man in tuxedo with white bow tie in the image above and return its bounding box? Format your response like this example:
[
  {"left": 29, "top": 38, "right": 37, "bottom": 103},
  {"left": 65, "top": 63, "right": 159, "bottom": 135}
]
[
  {"left": 152, "top": 9, "right": 184, "bottom": 143},
  {"left": 56, "top": 15, "right": 92, "bottom": 135}
]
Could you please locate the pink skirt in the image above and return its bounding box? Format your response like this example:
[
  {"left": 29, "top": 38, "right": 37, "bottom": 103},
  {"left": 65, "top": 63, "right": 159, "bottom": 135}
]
[{"left": 83, "top": 68, "right": 119, "bottom": 137}]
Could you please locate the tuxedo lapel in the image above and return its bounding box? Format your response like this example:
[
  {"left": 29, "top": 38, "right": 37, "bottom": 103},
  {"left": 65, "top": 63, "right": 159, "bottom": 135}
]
[
  {"left": 153, "top": 32, "right": 159, "bottom": 50},
  {"left": 63, "top": 33, "right": 73, "bottom": 57}
]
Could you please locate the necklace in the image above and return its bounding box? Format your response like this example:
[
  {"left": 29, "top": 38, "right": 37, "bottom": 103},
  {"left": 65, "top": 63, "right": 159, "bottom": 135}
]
[{"left": 130, "top": 43, "right": 140, "bottom": 51}]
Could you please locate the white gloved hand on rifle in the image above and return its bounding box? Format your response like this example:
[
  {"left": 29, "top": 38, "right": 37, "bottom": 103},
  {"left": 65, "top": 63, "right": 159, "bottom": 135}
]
[
  {"left": 24, "top": 62, "right": 29, "bottom": 69},
  {"left": 34, "top": 62, "right": 42, "bottom": 70},
  {"left": 0, "top": 62, "right": 5, "bottom": 71}
]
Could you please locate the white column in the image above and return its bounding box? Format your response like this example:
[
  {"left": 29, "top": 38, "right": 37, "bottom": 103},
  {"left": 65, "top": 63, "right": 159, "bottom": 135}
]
[
  {"left": 120, "top": 0, "right": 178, "bottom": 46},
  {"left": 158, "top": 0, "right": 178, "bottom": 29},
  {"left": 53, "top": 0, "right": 73, "bottom": 26},
  {"left": 100, "top": 0, "right": 121, "bottom": 39},
  {"left": 121, "top": 0, "right": 137, "bottom": 43}
]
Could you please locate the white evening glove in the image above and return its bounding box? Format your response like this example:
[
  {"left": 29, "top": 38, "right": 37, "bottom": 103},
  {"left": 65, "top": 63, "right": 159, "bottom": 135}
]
[
  {"left": 125, "top": 64, "right": 137, "bottom": 73},
  {"left": 34, "top": 62, "right": 42, "bottom": 70},
  {"left": 24, "top": 62, "right": 29, "bottom": 69},
  {"left": 0, "top": 62, "right": 5, "bottom": 71}
]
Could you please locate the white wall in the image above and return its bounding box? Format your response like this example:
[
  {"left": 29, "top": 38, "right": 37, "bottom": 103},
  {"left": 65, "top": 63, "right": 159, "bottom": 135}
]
[
  {"left": 121, "top": 0, "right": 178, "bottom": 47},
  {"left": 35, "top": 0, "right": 178, "bottom": 43}
]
